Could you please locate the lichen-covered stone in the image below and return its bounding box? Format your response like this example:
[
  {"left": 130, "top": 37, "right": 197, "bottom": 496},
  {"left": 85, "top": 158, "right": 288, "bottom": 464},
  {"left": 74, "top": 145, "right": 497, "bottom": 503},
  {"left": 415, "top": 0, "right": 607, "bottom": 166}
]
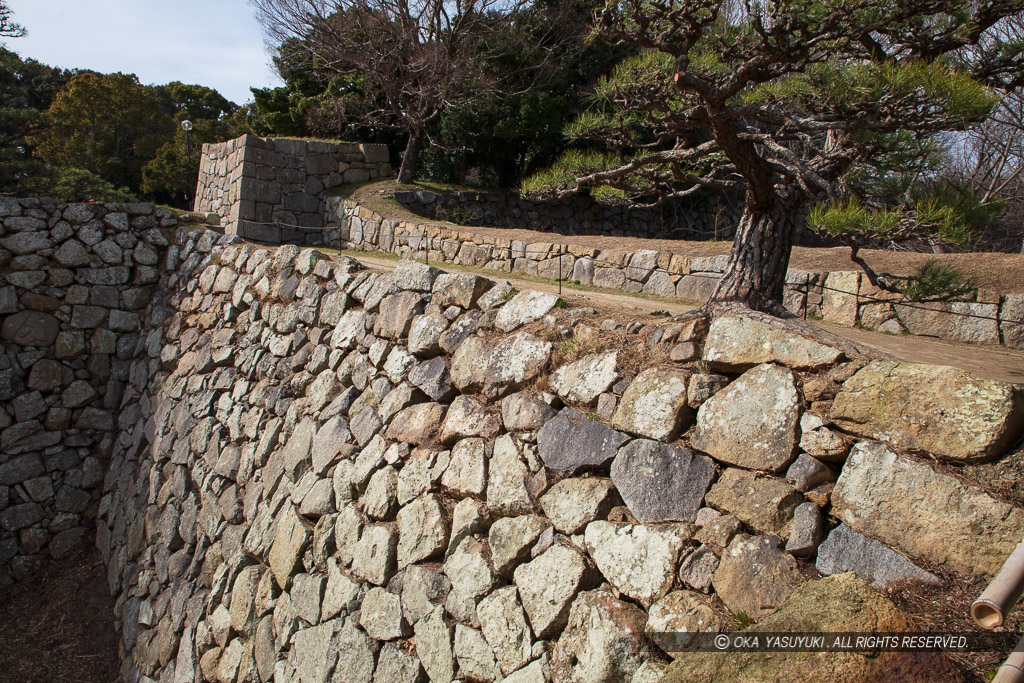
[
  {"left": 660, "top": 573, "right": 963, "bottom": 683},
  {"left": 691, "top": 363, "right": 800, "bottom": 473},
  {"left": 712, "top": 534, "right": 803, "bottom": 621},
  {"left": 611, "top": 368, "right": 692, "bottom": 442},
  {"left": 550, "top": 590, "right": 649, "bottom": 683},
  {"left": 702, "top": 314, "right": 842, "bottom": 371},
  {"left": 549, "top": 352, "right": 618, "bottom": 407},
  {"left": 584, "top": 521, "right": 692, "bottom": 607},
  {"left": 704, "top": 468, "right": 802, "bottom": 536},
  {"left": 832, "top": 441, "right": 1024, "bottom": 576},
  {"left": 831, "top": 361, "right": 1024, "bottom": 462}
]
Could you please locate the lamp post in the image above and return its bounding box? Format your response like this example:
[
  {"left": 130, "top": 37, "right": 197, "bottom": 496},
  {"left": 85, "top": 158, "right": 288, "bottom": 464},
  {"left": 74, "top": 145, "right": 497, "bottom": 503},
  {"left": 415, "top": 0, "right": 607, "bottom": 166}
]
[{"left": 181, "top": 120, "right": 193, "bottom": 207}]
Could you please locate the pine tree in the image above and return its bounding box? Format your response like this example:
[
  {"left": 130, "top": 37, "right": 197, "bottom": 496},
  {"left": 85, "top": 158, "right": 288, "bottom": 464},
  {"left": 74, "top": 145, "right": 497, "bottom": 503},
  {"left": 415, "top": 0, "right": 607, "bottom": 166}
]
[{"left": 526, "top": 0, "right": 1024, "bottom": 313}]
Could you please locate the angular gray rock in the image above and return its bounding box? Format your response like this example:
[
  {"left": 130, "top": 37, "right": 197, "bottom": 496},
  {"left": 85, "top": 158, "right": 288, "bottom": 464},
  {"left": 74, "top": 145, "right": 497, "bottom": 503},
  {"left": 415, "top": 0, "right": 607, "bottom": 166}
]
[
  {"left": 431, "top": 272, "right": 491, "bottom": 309},
  {"left": 334, "top": 619, "right": 378, "bottom": 683},
  {"left": 443, "top": 536, "right": 496, "bottom": 602},
  {"left": 702, "top": 314, "right": 842, "bottom": 371},
  {"left": 394, "top": 259, "right": 441, "bottom": 291},
  {"left": 351, "top": 525, "right": 397, "bottom": 585},
  {"left": 785, "top": 453, "right": 835, "bottom": 492},
  {"left": 785, "top": 502, "right": 825, "bottom": 557},
  {"left": 816, "top": 523, "right": 941, "bottom": 589},
  {"left": 550, "top": 590, "right": 649, "bottom": 683},
  {"left": 831, "top": 361, "right": 1024, "bottom": 462},
  {"left": 611, "top": 439, "right": 715, "bottom": 523},
  {"left": 450, "top": 336, "right": 490, "bottom": 391},
  {"left": 408, "top": 314, "right": 449, "bottom": 357},
  {"left": 375, "top": 291, "right": 425, "bottom": 339},
  {"left": 413, "top": 606, "right": 454, "bottom": 683},
  {"left": 537, "top": 408, "right": 630, "bottom": 473},
  {"left": 704, "top": 468, "right": 802, "bottom": 535},
  {"left": 268, "top": 505, "right": 310, "bottom": 589},
  {"left": 487, "top": 435, "right": 537, "bottom": 516},
  {"left": 397, "top": 494, "right": 449, "bottom": 568},
  {"left": 360, "top": 586, "right": 410, "bottom": 640},
  {"left": 401, "top": 564, "right": 452, "bottom": 625},
  {"left": 646, "top": 590, "right": 724, "bottom": 656},
  {"left": 373, "top": 644, "right": 424, "bottom": 683},
  {"left": 477, "top": 586, "right": 534, "bottom": 675},
  {"left": 409, "top": 357, "right": 454, "bottom": 401},
  {"left": 454, "top": 625, "right": 500, "bottom": 682},
  {"left": 500, "top": 392, "right": 556, "bottom": 432},
  {"left": 441, "top": 438, "right": 488, "bottom": 498},
  {"left": 831, "top": 441, "right": 1024, "bottom": 576},
  {"left": 483, "top": 333, "right": 552, "bottom": 395},
  {"left": 678, "top": 546, "right": 719, "bottom": 593},
  {"left": 488, "top": 515, "right": 549, "bottom": 576},
  {"left": 440, "top": 395, "right": 500, "bottom": 445}
]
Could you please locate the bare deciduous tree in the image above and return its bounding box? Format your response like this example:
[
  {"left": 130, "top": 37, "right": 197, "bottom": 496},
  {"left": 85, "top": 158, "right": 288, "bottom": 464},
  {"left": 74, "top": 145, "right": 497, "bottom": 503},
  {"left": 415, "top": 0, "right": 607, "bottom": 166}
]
[{"left": 250, "top": 0, "right": 570, "bottom": 183}]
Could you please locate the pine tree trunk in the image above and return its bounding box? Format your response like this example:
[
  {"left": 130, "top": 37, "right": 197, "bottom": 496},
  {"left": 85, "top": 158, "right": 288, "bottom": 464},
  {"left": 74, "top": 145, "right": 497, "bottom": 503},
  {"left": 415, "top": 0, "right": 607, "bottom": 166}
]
[
  {"left": 709, "top": 192, "right": 801, "bottom": 313},
  {"left": 397, "top": 132, "right": 422, "bottom": 185}
]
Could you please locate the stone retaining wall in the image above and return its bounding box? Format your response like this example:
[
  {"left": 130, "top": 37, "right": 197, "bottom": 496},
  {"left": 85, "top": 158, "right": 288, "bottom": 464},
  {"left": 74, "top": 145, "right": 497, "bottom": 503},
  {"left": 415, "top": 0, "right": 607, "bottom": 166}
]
[
  {"left": 94, "top": 229, "right": 1024, "bottom": 681},
  {"left": 0, "top": 198, "right": 176, "bottom": 582},
  {"left": 323, "top": 196, "right": 1024, "bottom": 350},
  {"left": 6, "top": 195, "right": 1024, "bottom": 680},
  {"left": 194, "top": 135, "right": 392, "bottom": 241},
  {"left": 393, "top": 187, "right": 740, "bottom": 240}
]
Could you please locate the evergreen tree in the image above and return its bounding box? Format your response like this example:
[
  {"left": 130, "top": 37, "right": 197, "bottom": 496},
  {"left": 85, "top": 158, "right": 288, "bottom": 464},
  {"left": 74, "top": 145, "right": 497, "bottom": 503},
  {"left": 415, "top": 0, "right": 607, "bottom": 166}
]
[{"left": 526, "top": 0, "right": 1024, "bottom": 312}]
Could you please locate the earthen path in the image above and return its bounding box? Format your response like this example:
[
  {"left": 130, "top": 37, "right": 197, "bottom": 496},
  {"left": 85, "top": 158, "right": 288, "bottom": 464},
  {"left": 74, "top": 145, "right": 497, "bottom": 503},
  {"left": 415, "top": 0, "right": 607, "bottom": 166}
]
[{"left": 353, "top": 253, "right": 1024, "bottom": 384}]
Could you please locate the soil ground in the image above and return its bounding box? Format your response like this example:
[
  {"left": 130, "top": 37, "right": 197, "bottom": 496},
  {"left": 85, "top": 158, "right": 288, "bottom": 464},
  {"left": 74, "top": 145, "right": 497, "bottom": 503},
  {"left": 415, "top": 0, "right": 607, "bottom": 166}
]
[{"left": 0, "top": 546, "right": 120, "bottom": 683}]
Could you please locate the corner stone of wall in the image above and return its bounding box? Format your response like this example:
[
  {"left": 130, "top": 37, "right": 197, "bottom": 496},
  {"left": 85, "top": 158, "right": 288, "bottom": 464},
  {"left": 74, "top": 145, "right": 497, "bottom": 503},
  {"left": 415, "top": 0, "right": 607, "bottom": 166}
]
[
  {"left": 194, "top": 135, "right": 394, "bottom": 243},
  {"left": 0, "top": 197, "right": 177, "bottom": 582}
]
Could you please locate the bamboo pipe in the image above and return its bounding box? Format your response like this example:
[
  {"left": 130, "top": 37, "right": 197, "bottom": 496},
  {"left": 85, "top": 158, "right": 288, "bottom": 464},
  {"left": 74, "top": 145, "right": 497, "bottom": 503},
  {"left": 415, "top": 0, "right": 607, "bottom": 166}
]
[
  {"left": 992, "top": 633, "right": 1024, "bottom": 683},
  {"left": 973, "top": 540, "right": 1024, "bottom": 630}
]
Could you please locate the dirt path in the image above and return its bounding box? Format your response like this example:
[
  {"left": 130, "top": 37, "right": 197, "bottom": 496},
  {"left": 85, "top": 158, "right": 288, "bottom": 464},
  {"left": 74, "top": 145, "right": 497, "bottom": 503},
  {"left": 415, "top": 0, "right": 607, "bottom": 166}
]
[
  {"left": 353, "top": 253, "right": 1024, "bottom": 384},
  {"left": 0, "top": 547, "right": 120, "bottom": 683}
]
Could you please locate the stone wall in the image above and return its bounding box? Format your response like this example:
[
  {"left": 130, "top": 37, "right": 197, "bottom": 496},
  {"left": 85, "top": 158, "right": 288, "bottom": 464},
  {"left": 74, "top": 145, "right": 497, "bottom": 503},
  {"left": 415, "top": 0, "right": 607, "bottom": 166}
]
[
  {"left": 323, "top": 196, "right": 1024, "bottom": 350},
  {"left": 92, "top": 229, "right": 1024, "bottom": 681},
  {"left": 194, "top": 135, "right": 393, "bottom": 242},
  {"left": 0, "top": 198, "right": 176, "bottom": 583},
  {"left": 393, "top": 188, "right": 741, "bottom": 240}
]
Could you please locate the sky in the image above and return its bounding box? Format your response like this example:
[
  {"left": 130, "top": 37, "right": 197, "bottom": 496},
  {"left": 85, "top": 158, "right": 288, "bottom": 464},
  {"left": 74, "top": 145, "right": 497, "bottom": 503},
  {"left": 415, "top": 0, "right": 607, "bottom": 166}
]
[{"left": 6, "top": 0, "right": 283, "bottom": 105}]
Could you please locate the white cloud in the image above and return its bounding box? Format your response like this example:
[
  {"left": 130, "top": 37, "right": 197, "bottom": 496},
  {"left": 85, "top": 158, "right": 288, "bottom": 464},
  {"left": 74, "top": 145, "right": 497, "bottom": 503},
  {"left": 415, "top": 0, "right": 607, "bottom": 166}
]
[{"left": 7, "top": 0, "right": 282, "bottom": 104}]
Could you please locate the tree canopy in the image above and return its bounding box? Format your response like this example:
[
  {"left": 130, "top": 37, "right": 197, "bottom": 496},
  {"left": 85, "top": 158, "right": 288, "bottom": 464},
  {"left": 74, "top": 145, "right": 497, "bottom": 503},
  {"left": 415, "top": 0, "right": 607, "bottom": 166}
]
[
  {"left": 525, "top": 0, "right": 1024, "bottom": 311},
  {"left": 250, "top": 0, "right": 581, "bottom": 183}
]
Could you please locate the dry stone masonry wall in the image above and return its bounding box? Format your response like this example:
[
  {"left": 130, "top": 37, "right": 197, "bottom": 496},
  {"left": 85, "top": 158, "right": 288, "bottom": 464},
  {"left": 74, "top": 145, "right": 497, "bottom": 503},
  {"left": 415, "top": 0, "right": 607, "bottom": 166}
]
[
  {"left": 324, "top": 196, "right": 1024, "bottom": 350},
  {"left": 194, "top": 135, "right": 392, "bottom": 243},
  {"left": 0, "top": 197, "right": 176, "bottom": 582},
  {"left": 86, "top": 223, "right": 1024, "bottom": 681}
]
